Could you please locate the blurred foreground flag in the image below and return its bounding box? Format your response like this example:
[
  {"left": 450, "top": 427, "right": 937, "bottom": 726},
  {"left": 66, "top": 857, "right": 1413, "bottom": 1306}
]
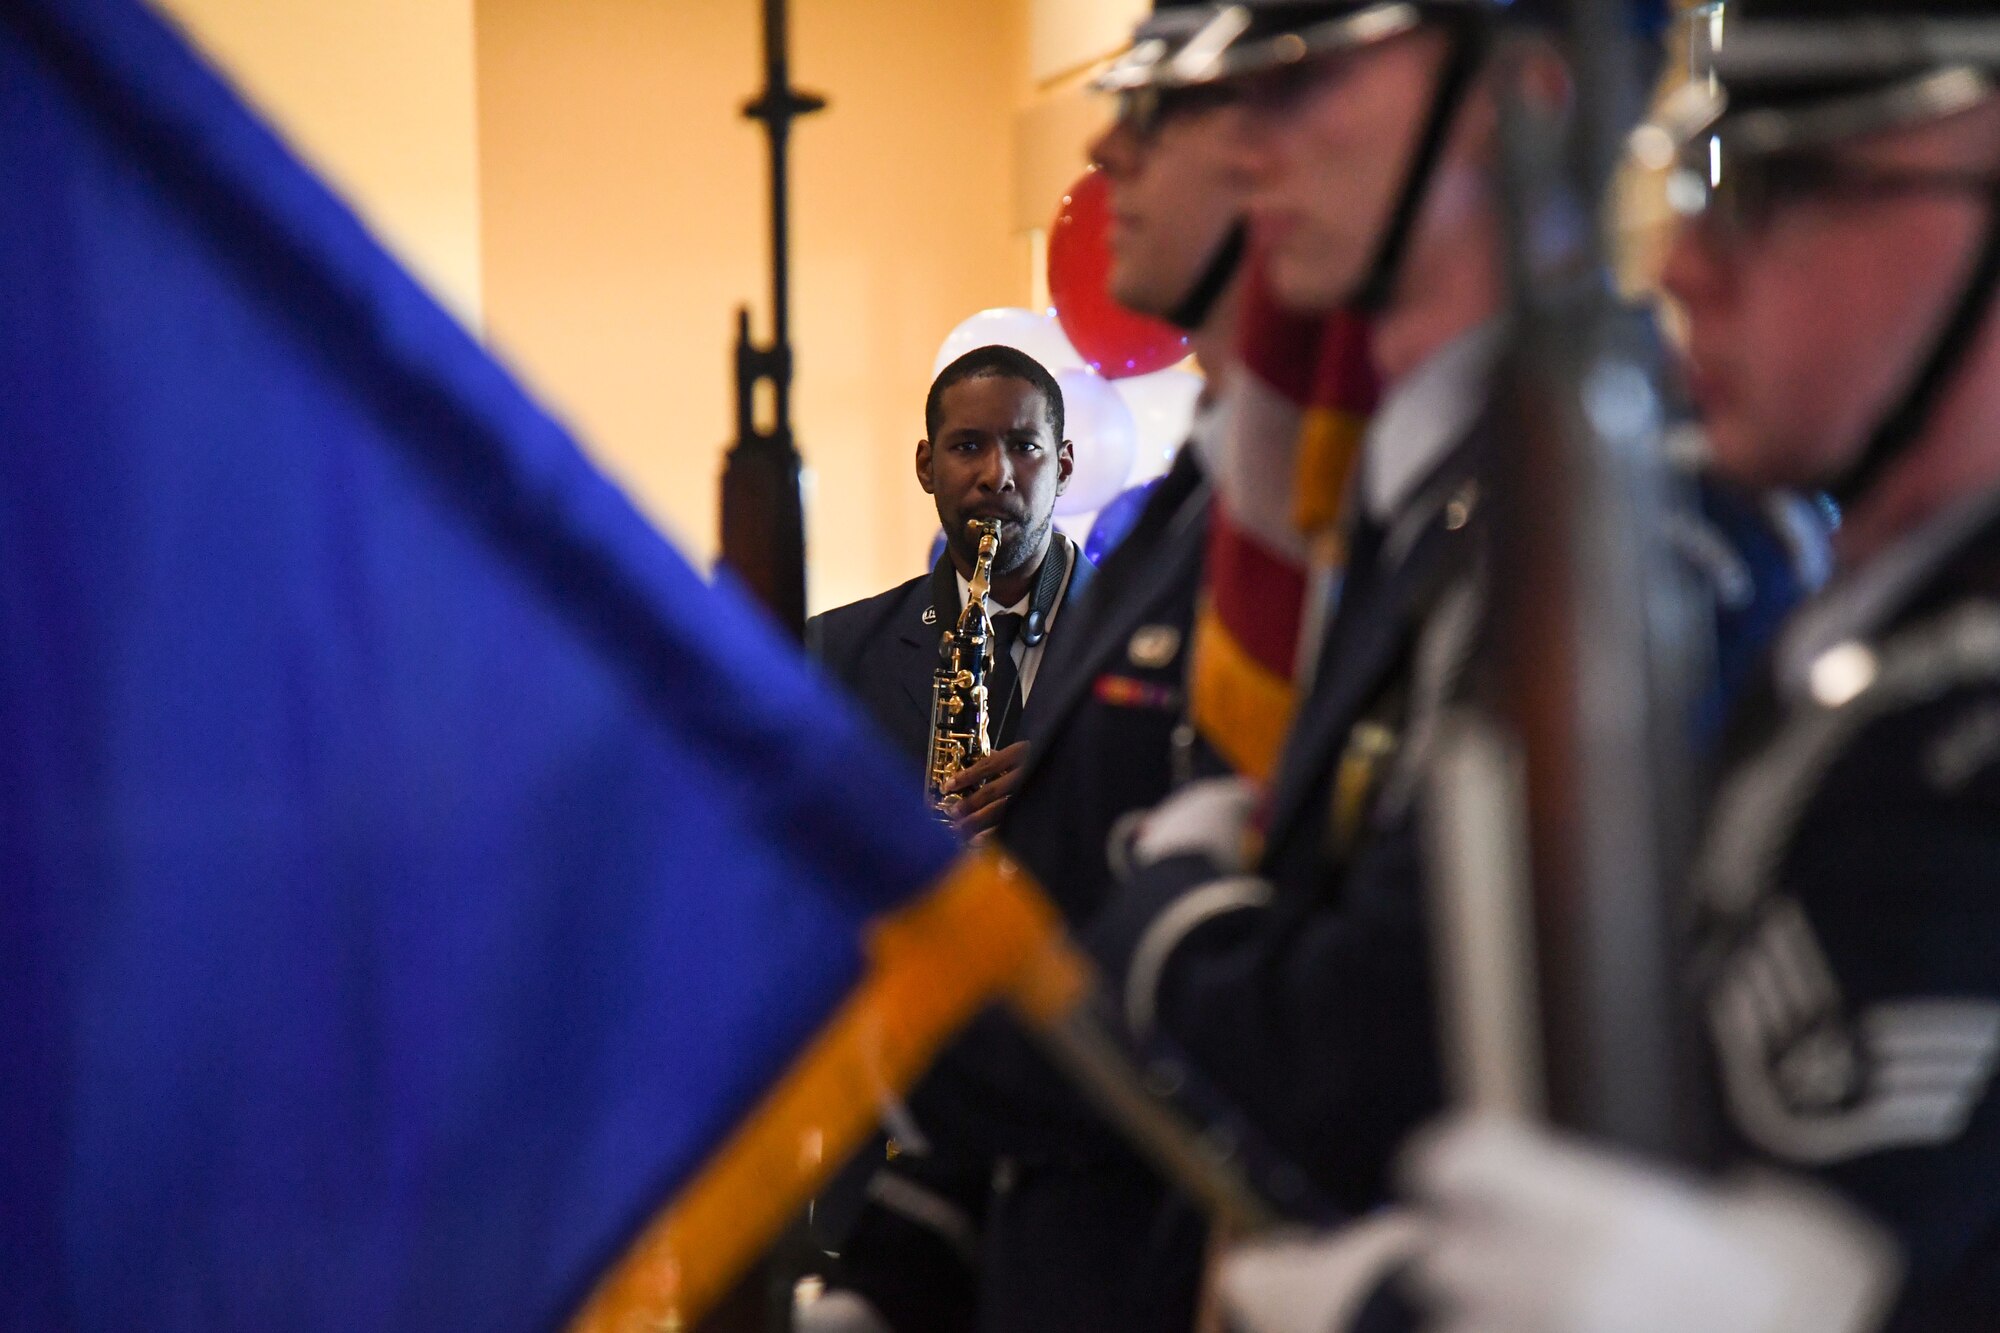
[{"left": 0, "top": 1, "right": 1075, "bottom": 1329}]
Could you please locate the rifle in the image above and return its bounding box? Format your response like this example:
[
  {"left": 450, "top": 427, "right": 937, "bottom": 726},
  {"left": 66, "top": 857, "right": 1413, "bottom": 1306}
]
[
  {"left": 1427, "top": 0, "right": 1713, "bottom": 1162},
  {"left": 703, "top": 11, "right": 827, "bottom": 1326},
  {"left": 719, "top": 0, "right": 823, "bottom": 639}
]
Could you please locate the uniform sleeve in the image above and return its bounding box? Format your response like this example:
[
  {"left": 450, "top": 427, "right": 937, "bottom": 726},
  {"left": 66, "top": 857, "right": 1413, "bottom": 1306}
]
[
  {"left": 1085, "top": 817, "right": 1444, "bottom": 1216},
  {"left": 821, "top": 1150, "right": 985, "bottom": 1333}
]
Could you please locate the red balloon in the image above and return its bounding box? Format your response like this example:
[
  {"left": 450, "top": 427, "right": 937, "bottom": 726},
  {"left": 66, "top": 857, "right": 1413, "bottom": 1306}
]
[{"left": 1047, "top": 167, "right": 1189, "bottom": 380}]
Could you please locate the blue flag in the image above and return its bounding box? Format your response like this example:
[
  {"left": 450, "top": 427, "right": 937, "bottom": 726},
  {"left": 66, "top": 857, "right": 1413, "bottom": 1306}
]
[{"left": 0, "top": 1, "right": 1073, "bottom": 1328}]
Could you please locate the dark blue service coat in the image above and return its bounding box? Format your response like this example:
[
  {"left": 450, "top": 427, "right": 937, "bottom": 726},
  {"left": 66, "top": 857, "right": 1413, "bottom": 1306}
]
[
  {"left": 1082, "top": 431, "right": 1828, "bottom": 1220},
  {"left": 1086, "top": 425, "right": 1486, "bottom": 1216},
  {"left": 1697, "top": 488, "right": 2000, "bottom": 1331},
  {"left": 806, "top": 538, "right": 1097, "bottom": 770}
]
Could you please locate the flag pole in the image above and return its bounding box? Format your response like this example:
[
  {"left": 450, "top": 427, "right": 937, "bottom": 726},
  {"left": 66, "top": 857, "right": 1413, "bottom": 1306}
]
[{"left": 719, "top": 0, "right": 823, "bottom": 638}]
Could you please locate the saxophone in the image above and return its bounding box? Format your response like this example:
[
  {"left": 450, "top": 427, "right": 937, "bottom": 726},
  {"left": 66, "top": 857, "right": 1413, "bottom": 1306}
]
[{"left": 926, "top": 518, "right": 1003, "bottom": 815}]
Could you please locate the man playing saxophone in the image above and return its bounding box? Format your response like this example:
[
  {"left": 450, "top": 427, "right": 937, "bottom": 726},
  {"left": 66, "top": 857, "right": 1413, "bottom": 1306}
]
[{"left": 808, "top": 344, "right": 1092, "bottom": 837}]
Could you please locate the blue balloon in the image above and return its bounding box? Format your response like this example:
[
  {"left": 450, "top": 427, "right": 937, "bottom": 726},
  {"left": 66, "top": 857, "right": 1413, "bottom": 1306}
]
[{"left": 1083, "top": 479, "right": 1161, "bottom": 565}]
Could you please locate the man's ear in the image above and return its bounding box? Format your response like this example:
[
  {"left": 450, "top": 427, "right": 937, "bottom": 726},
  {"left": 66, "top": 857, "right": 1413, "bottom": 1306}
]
[
  {"left": 916, "top": 439, "right": 935, "bottom": 495},
  {"left": 1056, "top": 439, "right": 1075, "bottom": 493}
]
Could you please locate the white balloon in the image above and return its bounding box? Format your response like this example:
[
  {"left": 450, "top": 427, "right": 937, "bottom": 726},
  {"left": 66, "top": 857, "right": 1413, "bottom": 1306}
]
[
  {"left": 1053, "top": 368, "right": 1137, "bottom": 516},
  {"left": 932, "top": 307, "right": 1083, "bottom": 378},
  {"left": 1115, "top": 368, "right": 1205, "bottom": 483}
]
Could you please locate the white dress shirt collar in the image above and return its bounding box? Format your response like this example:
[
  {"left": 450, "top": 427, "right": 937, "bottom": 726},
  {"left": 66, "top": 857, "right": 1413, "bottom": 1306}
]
[
  {"left": 951, "top": 540, "right": 1073, "bottom": 702},
  {"left": 1362, "top": 320, "right": 1505, "bottom": 525}
]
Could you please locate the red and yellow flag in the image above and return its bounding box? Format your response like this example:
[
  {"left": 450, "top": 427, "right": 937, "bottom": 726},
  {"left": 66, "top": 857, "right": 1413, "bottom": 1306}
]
[{"left": 1189, "top": 259, "right": 1380, "bottom": 785}]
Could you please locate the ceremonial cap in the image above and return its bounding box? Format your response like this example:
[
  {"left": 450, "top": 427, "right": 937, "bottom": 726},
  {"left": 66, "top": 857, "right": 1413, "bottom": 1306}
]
[
  {"left": 1093, "top": 2, "right": 1231, "bottom": 93},
  {"left": 1157, "top": 0, "right": 1550, "bottom": 88},
  {"left": 1673, "top": 0, "right": 2000, "bottom": 154}
]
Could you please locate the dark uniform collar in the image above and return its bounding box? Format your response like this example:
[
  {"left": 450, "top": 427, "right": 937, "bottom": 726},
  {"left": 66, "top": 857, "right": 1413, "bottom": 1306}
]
[{"left": 1775, "top": 480, "right": 2000, "bottom": 702}]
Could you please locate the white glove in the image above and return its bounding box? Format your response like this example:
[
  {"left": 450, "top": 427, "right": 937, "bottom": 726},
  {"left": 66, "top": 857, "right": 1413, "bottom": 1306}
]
[
  {"left": 1111, "top": 775, "right": 1260, "bottom": 878},
  {"left": 1404, "top": 1113, "right": 1900, "bottom": 1333},
  {"left": 1219, "top": 1214, "right": 1426, "bottom": 1333},
  {"left": 792, "top": 1288, "right": 893, "bottom": 1333}
]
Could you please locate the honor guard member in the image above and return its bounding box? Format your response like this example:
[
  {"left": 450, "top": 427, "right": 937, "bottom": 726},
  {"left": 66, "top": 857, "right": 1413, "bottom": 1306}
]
[
  {"left": 806, "top": 8, "right": 1260, "bottom": 1330},
  {"left": 1078, "top": 0, "right": 1820, "bottom": 1229},
  {"left": 1003, "top": 0, "right": 1256, "bottom": 932},
  {"left": 1077, "top": 0, "right": 1566, "bottom": 1220},
  {"left": 1218, "top": 3, "right": 2000, "bottom": 1331},
  {"left": 806, "top": 345, "right": 1092, "bottom": 838}
]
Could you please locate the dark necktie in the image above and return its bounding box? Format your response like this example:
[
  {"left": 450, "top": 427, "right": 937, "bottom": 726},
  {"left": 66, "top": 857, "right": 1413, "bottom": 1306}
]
[
  {"left": 1311, "top": 512, "right": 1389, "bottom": 695},
  {"left": 1341, "top": 511, "right": 1389, "bottom": 604},
  {"left": 987, "top": 610, "right": 1025, "bottom": 748}
]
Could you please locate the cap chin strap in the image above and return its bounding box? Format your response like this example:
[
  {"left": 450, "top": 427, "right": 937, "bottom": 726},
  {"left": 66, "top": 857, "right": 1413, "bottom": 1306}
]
[
  {"left": 1830, "top": 185, "right": 2000, "bottom": 507},
  {"left": 1354, "top": 16, "right": 1490, "bottom": 313},
  {"left": 1164, "top": 220, "right": 1248, "bottom": 331}
]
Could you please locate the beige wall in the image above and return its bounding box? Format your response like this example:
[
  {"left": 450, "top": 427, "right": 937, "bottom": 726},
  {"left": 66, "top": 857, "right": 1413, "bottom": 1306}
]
[
  {"left": 147, "top": 0, "right": 1151, "bottom": 612},
  {"left": 476, "top": 0, "right": 1032, "bottom": 612},
  {"left": 151, "top": 0, "right": 484, "bottom": 325},
  {"left": 1030, "top": 0, "right": 1145, "bottom": 84},
  {"left": 1015, "top": 0, "right": 1135, "bottom": 268}
]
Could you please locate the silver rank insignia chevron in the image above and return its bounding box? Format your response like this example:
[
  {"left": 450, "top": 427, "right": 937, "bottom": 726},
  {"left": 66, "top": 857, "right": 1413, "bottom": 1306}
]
[{"left": 1710, "top": 898, "right": 2000, "bottom": 1164}]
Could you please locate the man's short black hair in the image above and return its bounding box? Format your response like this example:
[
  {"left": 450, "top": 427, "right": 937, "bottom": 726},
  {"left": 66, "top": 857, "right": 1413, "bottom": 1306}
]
[{"left": 925, "top": 344, "right": 1065, "bottom": 443}]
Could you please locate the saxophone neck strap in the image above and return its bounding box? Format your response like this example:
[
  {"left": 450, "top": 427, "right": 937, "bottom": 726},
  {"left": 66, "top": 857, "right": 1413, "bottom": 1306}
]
[
  {"left": 1022, "top": 533, "right": 1073, "bottom": 648},
  {"left": 931, "top": 531, "right": 1071, "bottom": 648}
]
